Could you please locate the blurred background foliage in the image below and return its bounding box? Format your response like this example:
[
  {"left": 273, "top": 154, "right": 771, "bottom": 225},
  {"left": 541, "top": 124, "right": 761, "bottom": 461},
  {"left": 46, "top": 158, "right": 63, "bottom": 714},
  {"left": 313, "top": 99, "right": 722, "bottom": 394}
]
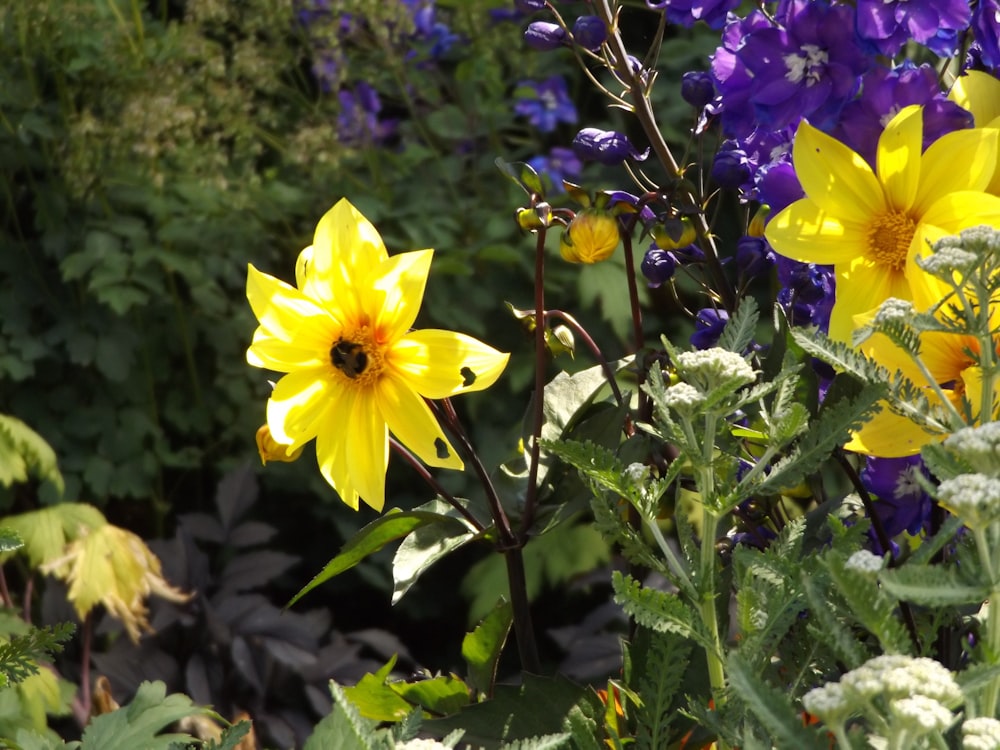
[{"left": 0, "top": 0, "right": 719, "bottom": 745}]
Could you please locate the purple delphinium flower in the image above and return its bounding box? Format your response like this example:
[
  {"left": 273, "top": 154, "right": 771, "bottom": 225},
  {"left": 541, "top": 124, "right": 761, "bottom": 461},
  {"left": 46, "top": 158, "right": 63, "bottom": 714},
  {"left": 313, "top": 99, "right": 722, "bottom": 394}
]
[
  {"left": 691, "top": 308, "right": 729, "bottom": 349},
  {"left": 527, "top": 147, "right": 583, "bottom": 193},
  {"left": 606, "top": 191, "right": 658, "bottom": 223},
  {"left": 833, "top": 63, "right": 973, "bottom": 169},
  {"left": 972, "top": 0, "right": 1000, "bottom": 73},
  {"left": 755, "top": 161, "right": 803, "bottom": 214},
  {"left": 714, "top": 125, "right": 797, "bottom": 202},
  {"left": 337, "top": 82, "right": 394, "bottom": 145},
  {"left": 645, "top": 0, "right": 741, "bottom": 30},
  {"left": 710, "top": 10, "right": 776, "bottom": 138},
  {"left": 855, "top": 0, "right": 970, "bottom": 58},
  {"left": 735, "top": 236, "right": 776, "bottom": 282},
  {"left": 524, "top": 21, "right": 567, "bottom": 50},
  {"left": 572, "top": 128, "right": 649, "bottom": 165},
  {"left": 861, "top": 456, "right": 933, "bottom": 554},
  {"left": 737, "top": 0, "right": 869, "bottom": 132},
  {"left": 514, "top": 76, "right": 578, "bottom": 133},
  {"left": 572, "top": 15, "right": 607, "bottom": 51},
  {"left": 641, "top": 246, "right": 677, "bottom": 287},
  {"left": 775, "top": 258, "right": 834, "bottom": 330},
  {"left": 681, "top": 71, "right": 716, "bottom": 109}
]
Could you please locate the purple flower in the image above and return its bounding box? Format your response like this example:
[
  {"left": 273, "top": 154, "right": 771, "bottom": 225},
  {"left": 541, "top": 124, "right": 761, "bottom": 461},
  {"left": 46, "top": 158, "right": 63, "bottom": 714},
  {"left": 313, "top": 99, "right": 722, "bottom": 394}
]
[
  {"left": 737, "top": 0, "right": 868, "bottom": 131},
  {"left": 526, "top": 147, "right": 583, "bottom": 193},
  {"left": 775, "top": 259, "right": 834, "bottom": 329},
  {"left": 645, "top": 0, "right": 741, "bottom": 30},
  {"left": 572, "top": 15, "right": 607, "bottom": 51},
  {"left": 514, "top": 76, "right": 578, "bottom": 133},
  {"left": 833, "top": 63, "right": 973, "bottom": 168},
  {"left": 337, "top": 82, "right": 394, "bottom": 145},
  {"left": 515, "top": 0, "right": 546, "bottom": 10},
  {"left": 606, "top": 191, "right": 658, "bottom": 223},
  {"left": 861, "top": 456, "right": 933, "bottom": 551},
  {"left": 681, "top": 71, "right": 716, "bottom": 109},
  {"left": 711, "top": 142, "right": 752, "bottom": 190},
  {"left": 710, "top": 11, "right": 776, "bottom": 138},
  {"left": 755, "top": 161, "right": 803, "bottom": 214},
  {"left": 735, "top": 236, "right": 776, "bottom": 281},
  {"left": 972, "top": 0, "right": 1000, "bottom": 72},
  {"left": 641, "top": 246, "right": 677, "bottom": 287},
  {"left": 524, "top": 21, "right": 567, "bottom": 50},
  {"left": 572, "top": 128, "right": 649, "bottom": 165},
  {"left": 856, "top": 0, "right": 970, "bottom": 58},
  {"left": 691, "top": 308, "right": 729, "bottom": 349}
]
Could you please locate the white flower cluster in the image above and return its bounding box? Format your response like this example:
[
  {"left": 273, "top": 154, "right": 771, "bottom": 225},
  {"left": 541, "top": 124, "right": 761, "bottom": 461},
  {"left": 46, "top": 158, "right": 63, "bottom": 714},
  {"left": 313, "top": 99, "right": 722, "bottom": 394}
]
[
  {"left": 920, "top": 245, "right": 980, "bottom": 279},
  {"left": 395, "top": 740, "right": 450, "bottom": 750},
  {"left": 661, "top": 382, "right": 706, "bottom": 415},
  {"left": 844, "top": 549, "right": 885, "bottom": 575},
  {"left": 804, "top": 655, "right": 961, "bottom": 735},
  {"left": 873, "top": 297, "right": 916, "bottom": 325},
  {"left": 964, "top": 717, "right": 1000, "bottom": 750},
  {"left": 624, "top": 462, "right": 649, "bottom": 484},
  {"left": 944, "top": 423, "right": 1000, "bottom": 478},
  {"left": 936, "top": 473, "right": 1000, "bottom": 527},
  {"left": 675, "top": 348, "right": 756, "bottom": 393}
]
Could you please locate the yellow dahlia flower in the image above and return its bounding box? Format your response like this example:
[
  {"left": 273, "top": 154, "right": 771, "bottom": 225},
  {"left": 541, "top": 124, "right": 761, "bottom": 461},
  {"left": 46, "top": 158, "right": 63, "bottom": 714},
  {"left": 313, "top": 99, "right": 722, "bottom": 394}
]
[
  {"left": 765, "top": 105, "right": 1000, "bottom": 342},
  {"left": 846, "top": 270, "right": 999, "bottom": 457},
  {"left": 247, "top": 199, "right": 509, "bottom": 512},
  {"left": 949, "top": 70, "right": 1000, "bottom": 195}
]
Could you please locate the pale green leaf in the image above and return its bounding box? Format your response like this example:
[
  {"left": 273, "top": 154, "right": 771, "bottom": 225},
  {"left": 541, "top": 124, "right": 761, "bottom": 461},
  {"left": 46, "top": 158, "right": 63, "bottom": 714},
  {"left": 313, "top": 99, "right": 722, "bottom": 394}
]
[
  {"left": 80, "top": 681, "right": 204, "bottom": 750},
  {"left": 462, "top": 598, "right": 512, "bottom": 697}
]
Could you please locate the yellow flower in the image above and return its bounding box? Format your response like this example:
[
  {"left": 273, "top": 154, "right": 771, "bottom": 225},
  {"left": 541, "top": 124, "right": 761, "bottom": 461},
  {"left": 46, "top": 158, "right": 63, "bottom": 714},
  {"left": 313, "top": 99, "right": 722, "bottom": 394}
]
[
  {"left": 247, "top": 199, "right": 509, "bottom": 511},
  {"left": 949, "top": 70, "right": 1000, "bottom": 194},
  {"left": 765, "top": 105, "right": 1000, "bottom": 342},
  {"left": 41, "top": 524, "right": 190, "bottom": 643},
  {"left": 255, "top": 423, "right": 303, "bottom": 465},
  {"left": 560, "top": 208, "right": 620, "bottom": 263},
  {"left": 846, "top": 270, "right": 998, "bottom": 457}
]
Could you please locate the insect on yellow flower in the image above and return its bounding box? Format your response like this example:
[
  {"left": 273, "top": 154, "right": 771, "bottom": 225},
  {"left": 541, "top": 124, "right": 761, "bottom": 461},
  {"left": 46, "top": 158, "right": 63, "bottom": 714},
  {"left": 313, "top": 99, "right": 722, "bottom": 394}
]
[{"left": 246, "top": 199, "right": 509, "bottom": 511}]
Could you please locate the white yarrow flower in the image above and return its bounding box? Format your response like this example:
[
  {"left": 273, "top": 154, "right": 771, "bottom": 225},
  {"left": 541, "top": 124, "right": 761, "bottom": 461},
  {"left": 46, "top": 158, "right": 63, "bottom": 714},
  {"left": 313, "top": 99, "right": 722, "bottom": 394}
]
[
  {"left": 964, "top": 716, "right": 1000, "bottom": 750},
  {"left": 676, "top": 348, "right": 756, "bottom": 392},
  {"left": 944, "top": 423, "right": 1000, "bottom": 478},
  {"left": 845, "top": 549, "right": 885, "bottom": 575},
  {"left": 936, "top": 473, "right": 1000, "bottom": 526}
]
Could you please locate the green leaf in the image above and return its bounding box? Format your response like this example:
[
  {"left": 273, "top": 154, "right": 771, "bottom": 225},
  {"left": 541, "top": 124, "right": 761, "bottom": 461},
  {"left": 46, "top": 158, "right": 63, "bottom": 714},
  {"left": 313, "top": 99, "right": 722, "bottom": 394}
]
[
  {"left": 718, "top": 296, "right": 759, "bottom": 354},
  {"left": 610, "top": 572, "right": 713, "bottom": 653},
  {"left": 80, "top": 681, "right": 204, "bottom": 750},
  {"left": 342, "top": 656, "right": 413, "bottom": 723},
  {"left": 495, "top": 158, "right": 544, "bottom": 196},
  {"left": 304, "top": 682, "right": 382, "bottom": 750},
  {"left": 287, "top": 509, "right": 468, "bottom": 608},
  {"left": 424, "top": 674, "right": 598, "bottom": 749},
  {"left": 879, "top": 564, "right": 990, "bottom": 606},
  {"left": 462, "top": 598, "right": 513, "bottom": 697},
  {"left": 0, "top": 623, "right": 74, "bottom": 688},
  {"left": 1, "top": 504, "right": 107, "bottom": 569},
  {"left": 0, "top": 415, "right": 64, "bottom": 496},
  {"left": 392, "top": 500, "right": 477, "bottom": 604},
  {"left": 390, "top": 675, "right": 471, "bottom": 717},
  {"left": 727, "top": 655, "right": 827, "bottom": 750},
  {"left": 0, "top": 527, "right": 23, "bottom": 554},
  {"left": 631, "top": 629, "right": 692, "bottom": 750}
]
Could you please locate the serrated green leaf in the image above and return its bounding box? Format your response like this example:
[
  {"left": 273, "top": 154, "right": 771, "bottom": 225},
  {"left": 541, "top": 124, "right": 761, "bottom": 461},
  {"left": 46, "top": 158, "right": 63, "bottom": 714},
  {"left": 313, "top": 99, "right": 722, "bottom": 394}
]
[
  {"left": 727, "top": 655, "right": 826, "bottom": 750},
  {"left": 80, "top": 681, "right": 203, "bottom": 750},
  {"left": 288, "top": 509, "right": 468, "bottom": 608},
  {"left": 718, "top": 297, "right": 759, "bottom": 353},
  {"left": 304, "top": 682, "right": 382, "bottom": 750},
  {"left": 878, "top": 564, "right": 989, "bottom": 606},
  {"left": 462, "top": 598, "right": 513, "bottom": 698},
  {"left": 631, "top": 629, "right": 691, "bottom": 750},
  {"left": 1, "top": 504, "right": 107, "bottom": 569},
  {"left": 610, "top": 572, "right": 712, "bottom": 653},
  {"left": 390, "top": 675, "right": 470, "bottom": 717},
  {"left": 0, "top": 415, "right": 64, "bottom": 496},
  {"left": 499, "top": 733, "right": 572, "bottom": 750},
  {"left": 0, "top": 528, "right": 23, "bottom": 554},
  {"left": 343, "top": 656, "right": 413, "bottom": 723}
]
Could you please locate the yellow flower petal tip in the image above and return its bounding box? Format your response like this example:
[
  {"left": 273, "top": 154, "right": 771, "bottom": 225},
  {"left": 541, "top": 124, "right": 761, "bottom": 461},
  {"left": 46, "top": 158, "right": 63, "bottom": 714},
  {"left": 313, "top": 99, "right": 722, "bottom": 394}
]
[
  {"left": 560, "top": 208, "right": 620, "bottom": 263},
  {"left": 247, "top": 199, "right": 509, "bottom": 512}
]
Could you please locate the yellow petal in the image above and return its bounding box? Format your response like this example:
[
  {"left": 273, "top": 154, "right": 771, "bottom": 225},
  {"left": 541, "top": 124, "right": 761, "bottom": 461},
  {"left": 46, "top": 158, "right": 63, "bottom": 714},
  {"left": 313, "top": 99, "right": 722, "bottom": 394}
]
[
  {"left": 315, "top": 393, "right": 362, "bottom": 511},
  {"left": 793, "top": 119, "right": 885, "bottom": 222},
  {"left": 948, "top": 70, "right": 1000, "bottom": 127},
  {"left": 844, "top": 402, "right": 936, "bottom": 457},
  {"left": 913, "top": 129, "right": 999, "bottom": 215},
  {"left": 765, "top": 200, "right": 869, "bottom": 265},
  {"left": 248, "top": 328, "right": 330, "bottom": 371},
  {"left": 919, "top": 190, "right": 1000, "bottom": 236},
  {"left": 377, "top": 375, "right": 463, "bottom": 470},
  {"left": 828, "top": 259, "right": 911, "bottom": 343},
  {"left": 373, "top": 249, "right": 433, "bottom": 343},
  {"left": 266, "top": 369, "right": 338, "bottom": 450},
  {"left": 389, "top": 329, "right": 510, "bottom": 399},
  {"left": 344, "top": 390, "right": 389, "bottom": 512},
  {"left": 876, "top": 105, "right": 922, "bottom": 212}
]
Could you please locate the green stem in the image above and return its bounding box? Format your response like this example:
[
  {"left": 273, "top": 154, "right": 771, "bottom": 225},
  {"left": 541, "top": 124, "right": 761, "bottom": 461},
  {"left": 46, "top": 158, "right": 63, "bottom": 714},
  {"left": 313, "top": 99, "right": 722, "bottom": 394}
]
[{"left": 520, "top": 227, "right": 549, "bottom": 535}]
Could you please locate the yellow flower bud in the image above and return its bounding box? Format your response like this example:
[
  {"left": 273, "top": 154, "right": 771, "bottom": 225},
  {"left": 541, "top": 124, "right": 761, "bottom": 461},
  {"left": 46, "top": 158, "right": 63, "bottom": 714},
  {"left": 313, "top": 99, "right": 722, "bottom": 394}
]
[
  {"left": 651, "top": 216, "right": 697, "bottom": 250},
  {"left": 559, "top": 208, "right": 620, "bottom": 264},
  {"left": 256, "top": 424, "right": 304, "bottom": 465}
]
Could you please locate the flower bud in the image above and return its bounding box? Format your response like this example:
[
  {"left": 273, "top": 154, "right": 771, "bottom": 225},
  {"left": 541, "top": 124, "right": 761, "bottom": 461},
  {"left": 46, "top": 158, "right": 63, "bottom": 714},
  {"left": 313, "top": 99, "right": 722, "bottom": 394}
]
[
  {"left": 571, "top": 128, "right": 648, "bottom": 165},
  {"left": 651, "top": 217, "right": 697, "bottom": 250},
  {"left": 711, "top": 145, "right": 751, "bottom": 190},
  {"left": 560, "top": 208, "right": 620, "bottom": 264},
  {"left": 256, "top": 424, "right": 304, "bottom": 465},
  {"left": 681, "top": 71, "right": 715, "bottom": 108},
  {"left": 572, "top": 15, "right": 607, "bottom": 51},
  {"left": 524, "top": 21, "right": 567, "bottom": 50},
  {"left": 735, "top": 236, "right": 776, "bottom": 280},
  {"left": 690, "top": 308, "right": 729, "bottom": 350},
  {"left": 641, "top": 246, "right": 676, "bottom": 287},
  {"left": 517, "top": 203, "right": 551, "bottom": 231}
]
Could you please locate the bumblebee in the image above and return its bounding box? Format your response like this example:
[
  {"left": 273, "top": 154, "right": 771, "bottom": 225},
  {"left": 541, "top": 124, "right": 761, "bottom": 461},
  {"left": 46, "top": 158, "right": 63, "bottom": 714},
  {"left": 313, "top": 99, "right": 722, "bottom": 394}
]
[{"left": 331, "top": 339, "right": 368, "bottom": 378}]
